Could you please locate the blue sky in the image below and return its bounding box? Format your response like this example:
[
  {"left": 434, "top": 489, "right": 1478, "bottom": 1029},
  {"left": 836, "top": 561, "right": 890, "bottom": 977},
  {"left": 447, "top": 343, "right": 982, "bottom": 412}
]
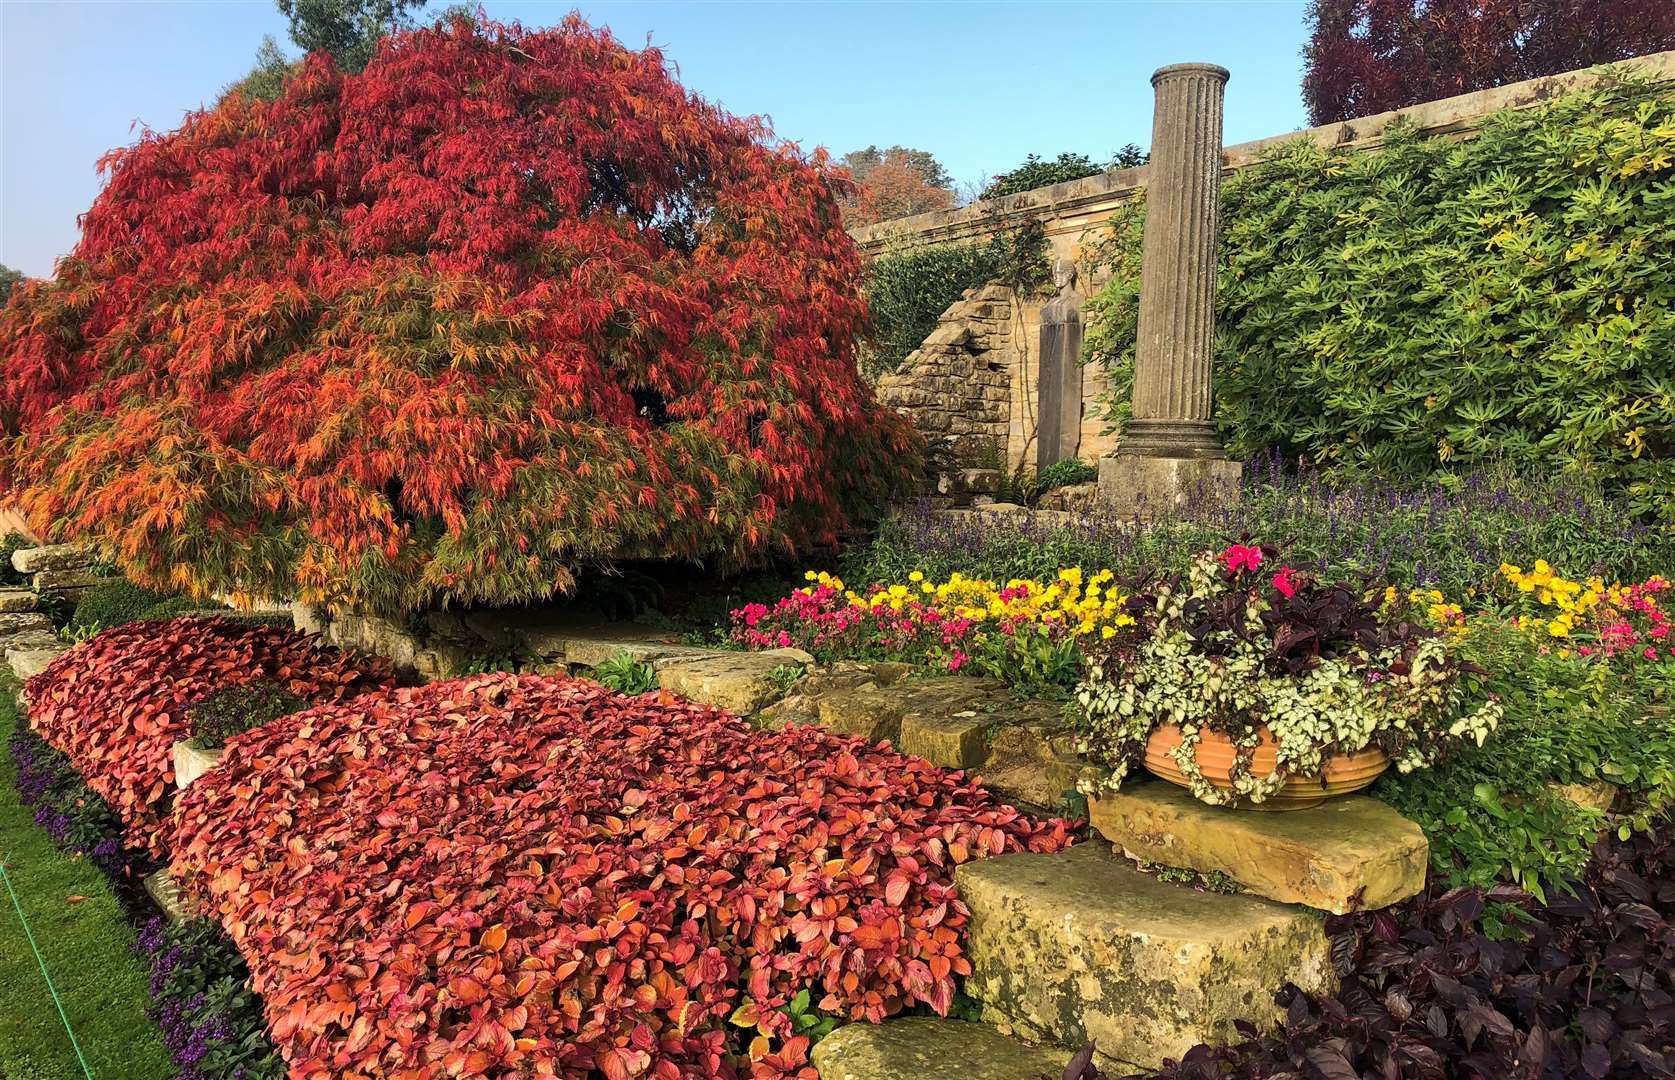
[{"left": 1, "top": 0, "right": 1313, "bottom": 279}]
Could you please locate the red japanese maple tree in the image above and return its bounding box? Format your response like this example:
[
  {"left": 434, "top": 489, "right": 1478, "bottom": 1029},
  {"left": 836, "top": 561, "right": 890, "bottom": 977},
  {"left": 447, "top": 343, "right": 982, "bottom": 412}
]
[
  {"left": 1303, "top": 0, "right": 1675, "bottom": 125},
  {"left": 0, "top": 15, "right": 917, "bottom": 612}
]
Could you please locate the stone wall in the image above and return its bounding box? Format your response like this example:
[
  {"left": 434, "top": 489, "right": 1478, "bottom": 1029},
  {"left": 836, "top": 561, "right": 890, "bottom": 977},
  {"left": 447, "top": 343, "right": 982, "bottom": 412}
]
[
  {"left": 875, "top": 284, "right": 1015, "bottom": 465},
  {"left": 857, "top": 50, "right": 1675, "bottom": 473}
]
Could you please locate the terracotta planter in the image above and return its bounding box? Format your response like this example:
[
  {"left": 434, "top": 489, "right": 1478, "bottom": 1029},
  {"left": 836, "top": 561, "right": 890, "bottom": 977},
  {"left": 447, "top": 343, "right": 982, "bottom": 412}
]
[{"left": 1143, "top": 724, "right": 1389, "bottom": 810}]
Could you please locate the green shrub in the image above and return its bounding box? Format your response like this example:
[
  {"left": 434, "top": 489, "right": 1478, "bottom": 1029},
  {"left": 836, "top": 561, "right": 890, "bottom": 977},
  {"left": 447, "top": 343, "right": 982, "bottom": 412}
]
[
  {"left": 136, "top": 596, "right": 203, "bottom": 621},
  {"left": 186, "top": 681, "right": 307, "bottom": 750},
  {"left": 69, "top": 579, "right": 176, "bottom": 634},
  {"left": 0, "top": 531, "right": 29, "bottom": 586},
  {"left": 1086, "top": 75, "right": 1675, "bottom": 520},
  {"left": 590, "top": 651, "right": 658, "bottom": 695},
  {"left": 1375, "top": 621, "right": 1675, "bottom": 899},
  {"left": 863, "top": 222, "right": 1049, "bottom": 379}
]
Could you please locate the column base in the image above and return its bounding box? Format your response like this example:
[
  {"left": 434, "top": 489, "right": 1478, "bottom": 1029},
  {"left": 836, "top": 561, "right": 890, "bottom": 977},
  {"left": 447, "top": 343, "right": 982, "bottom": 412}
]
[{"left": 1098, "top": 451, "right": 1242, "bottom": 516}]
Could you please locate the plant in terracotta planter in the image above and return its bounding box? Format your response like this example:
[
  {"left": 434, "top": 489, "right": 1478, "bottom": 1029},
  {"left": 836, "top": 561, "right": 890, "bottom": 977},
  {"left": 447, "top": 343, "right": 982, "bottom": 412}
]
[{"left": 1074, "top": 543, "right": 1501, "bottom": 808}]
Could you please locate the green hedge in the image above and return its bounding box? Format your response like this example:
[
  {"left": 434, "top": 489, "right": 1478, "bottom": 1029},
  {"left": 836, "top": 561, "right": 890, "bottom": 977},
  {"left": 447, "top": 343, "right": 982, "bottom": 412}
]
[{"left": 1086, "top": 74, "right": 1675, "bottom": 520}]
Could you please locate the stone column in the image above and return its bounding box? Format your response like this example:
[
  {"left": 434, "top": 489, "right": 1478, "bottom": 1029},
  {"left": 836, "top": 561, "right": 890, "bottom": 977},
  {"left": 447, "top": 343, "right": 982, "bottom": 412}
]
[{"left": 1099, "top": 63, "right": 1242, "bottom": 513}]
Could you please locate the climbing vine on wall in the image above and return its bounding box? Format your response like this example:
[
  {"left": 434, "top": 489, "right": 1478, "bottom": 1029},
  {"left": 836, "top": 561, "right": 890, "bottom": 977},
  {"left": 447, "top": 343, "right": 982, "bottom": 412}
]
[
  {"left": 0, "top": 15, "right": 918, "bottom": 613},
  {"left": 1085, "top": 75, "right": 1675, "bottom": 520}
]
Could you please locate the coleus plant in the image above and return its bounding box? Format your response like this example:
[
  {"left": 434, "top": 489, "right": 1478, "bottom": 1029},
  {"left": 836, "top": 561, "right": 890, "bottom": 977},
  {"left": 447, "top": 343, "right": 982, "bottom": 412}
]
[
  {"left": 169, "top": 673, "right": 1075, "bottom": 1079},
  {"left": 0, "top": 14, "right": 917, "bottom": 614},
  {"left": 25, "top": 617, "right": 392, "bottom": 858}
]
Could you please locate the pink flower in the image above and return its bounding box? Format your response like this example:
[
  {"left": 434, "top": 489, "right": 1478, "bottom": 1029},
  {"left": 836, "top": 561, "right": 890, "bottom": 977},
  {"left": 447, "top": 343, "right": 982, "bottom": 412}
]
[
  {"left": 1221, "top": 544, "right": 1263, "bottom": 575},
  {"left": 948, "top": 650, "right": 968, "bottom": 673},
  {"left": 1272, "top": 567, "right": 1298, "bottom": 598}
]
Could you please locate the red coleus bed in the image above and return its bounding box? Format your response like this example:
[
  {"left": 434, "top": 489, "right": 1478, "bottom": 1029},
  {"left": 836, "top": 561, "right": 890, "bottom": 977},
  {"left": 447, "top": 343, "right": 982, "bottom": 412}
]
[
  {"left": 26, "top": 617, "right": 392, "bottom": 858},
  {"left": 170, "top": 674, "right": 1074, "bottom": 1080}
]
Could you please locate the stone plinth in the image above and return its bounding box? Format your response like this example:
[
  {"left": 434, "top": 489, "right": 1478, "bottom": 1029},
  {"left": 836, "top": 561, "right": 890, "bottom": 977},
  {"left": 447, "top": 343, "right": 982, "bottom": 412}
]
[
  {"left": 173, "top": 741, "right": 227, "bottom": 789},
  {"left": 811, "top": 1017, "right": 1069, "bottom": 1080},
  {"left": 1098, "top": 453, "right": 1241, "bottom": 515},
  {"left": 955, "top": 843, "right": 1332, "bottom": 1072},
  {"left": 1090, "top": 783, "right": 1428, "bottom": 913}
]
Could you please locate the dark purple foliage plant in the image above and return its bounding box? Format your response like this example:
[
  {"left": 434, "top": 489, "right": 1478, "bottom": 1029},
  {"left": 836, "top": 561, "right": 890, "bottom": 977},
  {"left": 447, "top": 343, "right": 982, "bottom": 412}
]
[{"left": 1072, "top": 827, "right": 1675, "bottom": 1079}]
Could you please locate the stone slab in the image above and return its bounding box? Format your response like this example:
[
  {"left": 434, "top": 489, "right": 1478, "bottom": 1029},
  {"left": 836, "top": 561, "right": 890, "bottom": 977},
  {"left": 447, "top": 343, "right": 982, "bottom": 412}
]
[
  {"left": 896, "top": 709, "right": 994, "bottom": 771},
  {"left": 758, "top": 665, "right": 901, "bottom": 730},
  {"left": 811, "top": 676, "right": 1005, "bottom": 748},
  {"left": 144, "top": 868, "right": 191, "bottom": 926},
  {"left": 6, "top": 645, "right": 68, "bottom": 681},
  {"left": 810, "top": 1017, "right": 1066, "bottom": 1080},
  {"left": 955, "top": 842, "right": 1332, "bottom": 1072},
  {"left": 1089, "top": 783, "right": 1429, "bottom": 913},
  {"left": 173, "top": 740, "right": 227, "bottom": 789},
  {"left": 978, "top": 713, "right": 1107, "bottom": 813},
  {"left": 31, "top": 569, "right": 103, "bottom": 593},
  {"left": 1551, "top": 780, "right": 1617, "bottom": 813},
  {"left": 655, "top": 649, "right": 810, "bottom": 715},
  {"left": 816, "top": 685, "right": 910, "bottom": 743},
  {"left": 11, "top": 544, "right": 93, "bottom": 575},
  {"left": 0, "top": 589, "right": 36, "bottom": 613},
  {"left": 0, "top": 613, "right": 54, "bottom": 639}
]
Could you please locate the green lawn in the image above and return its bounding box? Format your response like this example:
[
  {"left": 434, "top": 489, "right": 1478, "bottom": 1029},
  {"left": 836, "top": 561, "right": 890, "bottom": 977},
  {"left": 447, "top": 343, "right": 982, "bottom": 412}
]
[{"left": 0, "top": 683, "right": 173, "bottom": 1080}]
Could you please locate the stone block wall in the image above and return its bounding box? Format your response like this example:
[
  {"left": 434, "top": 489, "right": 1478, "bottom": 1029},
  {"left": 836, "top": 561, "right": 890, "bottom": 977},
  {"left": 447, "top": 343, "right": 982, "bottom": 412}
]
[{"left": 875, "top": 284, "right": 1015, "bottom": 465}]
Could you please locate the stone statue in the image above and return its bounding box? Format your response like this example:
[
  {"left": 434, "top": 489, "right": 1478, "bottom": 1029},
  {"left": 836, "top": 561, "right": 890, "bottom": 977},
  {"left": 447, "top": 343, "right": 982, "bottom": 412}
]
[{"left": 1036, "top": 256, "right": 1084, "bottom": 470}]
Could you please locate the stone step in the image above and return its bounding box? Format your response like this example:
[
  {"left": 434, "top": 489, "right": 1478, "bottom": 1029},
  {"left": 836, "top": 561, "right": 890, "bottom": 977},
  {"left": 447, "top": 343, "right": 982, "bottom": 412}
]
[
  {"left": 11, "top": 544, "right": 92, "bottom": 576},
  {"left": 811, "top": 1017, "right": 1067, "bottom": 1080},
  {"left": 653, "top": 648, "right": 810, "bottom": 715},
  {"left": 143, "top": 868, "right": 191, "bottom": 925},
  {"left": 32, "top": 569, "right": 102, "bottom": 594},
  {"left": 0, "top": 589, "right": 36, "bottom": 613},
  {"left": 954, "top": 842, "right": 1332, "bottom": 1074},
  {"left": 6, "top": 644, "right": 68, "bottom": 681},
  {"left": 1089, "top": 782, "right": 1428, "bottom": 913},
  {"left": 761, "top": 668, "right": 1103, "bottom": 814}
]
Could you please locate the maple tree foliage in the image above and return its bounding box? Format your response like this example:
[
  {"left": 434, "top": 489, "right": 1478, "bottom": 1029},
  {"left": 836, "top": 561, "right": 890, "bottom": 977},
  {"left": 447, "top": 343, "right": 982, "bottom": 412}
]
[
  {"left": 1303, "top": 0, "right": 1675, "bottom": 125},
  {"left": 170, "top": 672, "right": 1075, "bottom": 1079},
  {"left": 0, "top": 15, "right": 918, "bottom": 614},
  {"left": 25, "top": 617, "right": 392, "bottom": 859}
]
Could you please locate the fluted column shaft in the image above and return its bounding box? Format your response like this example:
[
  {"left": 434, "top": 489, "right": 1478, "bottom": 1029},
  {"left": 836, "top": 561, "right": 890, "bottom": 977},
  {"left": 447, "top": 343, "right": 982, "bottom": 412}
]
[{"left": 1127, "top": 63, "right": 1228, "bottom": 455}]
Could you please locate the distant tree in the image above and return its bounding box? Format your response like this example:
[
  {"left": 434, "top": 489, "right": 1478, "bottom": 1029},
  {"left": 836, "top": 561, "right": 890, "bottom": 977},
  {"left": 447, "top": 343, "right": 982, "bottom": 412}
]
[
  {"left": 0, "top": 265, "right": 23, "bottom": 304},
  {"left": 1303, "top": 0, "right": 1675, "bottom": 125},
  {"left": 278, "top": 0, "right": 427, "bottom": 73},
  {"left": 838, "top": 145, "right": 957, "bottom": 226},
  {"left": 981, "top": 145, "right": 1147, "bottom": 200},
  {"left": 222, "top": 35, "right": 297, "bottom": 103}
]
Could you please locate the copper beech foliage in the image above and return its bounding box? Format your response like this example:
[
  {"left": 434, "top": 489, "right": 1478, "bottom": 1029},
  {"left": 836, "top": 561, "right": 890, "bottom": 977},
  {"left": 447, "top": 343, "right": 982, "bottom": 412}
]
[
  {"left": 0, "top": 15, "right": 917, "bottom": 614},
  {"left": 25, "top": 617, "right": 392, "bottom": 858},
  {"left": 169, "top": 674, "right": 1075, "bottom": 1080}
]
